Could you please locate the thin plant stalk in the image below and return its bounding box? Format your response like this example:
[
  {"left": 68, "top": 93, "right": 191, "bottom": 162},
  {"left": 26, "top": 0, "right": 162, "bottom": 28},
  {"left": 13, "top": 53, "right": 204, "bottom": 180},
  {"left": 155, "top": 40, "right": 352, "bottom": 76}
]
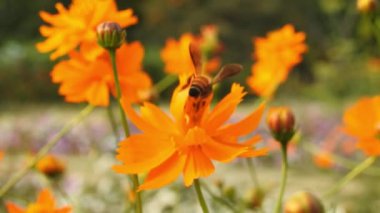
[
  {"left": 107, "top": 105, "right": 120, "bottom": 141},
  {"left": 0, "top": 104, "right": 95, "bottom": 198},
  {"left": 154, "top": 74, "right": 177, "bottom": 94},
  {"left": 52, "top": 181, "right": 74, "bottom": 206},
  {"left": 323, "top": 156, "right": 376, "bottom": 198},
  {"left": 109, "top": 50, "right": 130, "bottom": 137},
  {"left": 108, "top": 49, "right": 142, "bottom": 213},
  {"left": 274, "top": 145, "right": 288, "bottom": 213},
  {"left": 194, "top": 179, "right": 210, "bottom": 213},
  {"left": 246, "top": 158, "right": 260, "bottom": 188},
  {"left": 201, "top": 182, "right": 238, "bottom": 213}
]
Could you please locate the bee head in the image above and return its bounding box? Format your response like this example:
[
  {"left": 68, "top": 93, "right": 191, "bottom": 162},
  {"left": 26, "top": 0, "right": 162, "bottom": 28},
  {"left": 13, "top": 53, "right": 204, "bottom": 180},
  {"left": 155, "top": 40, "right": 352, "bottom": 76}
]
[{"left": 189, "top": 86, "right": 202, "bottom": 98}]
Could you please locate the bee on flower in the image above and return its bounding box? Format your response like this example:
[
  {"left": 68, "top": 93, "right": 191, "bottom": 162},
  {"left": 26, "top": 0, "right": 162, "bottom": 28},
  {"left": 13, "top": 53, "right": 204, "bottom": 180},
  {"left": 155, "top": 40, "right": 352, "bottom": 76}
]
[{"left": 113, "top": 42, "right": 267, "bottom": 190}]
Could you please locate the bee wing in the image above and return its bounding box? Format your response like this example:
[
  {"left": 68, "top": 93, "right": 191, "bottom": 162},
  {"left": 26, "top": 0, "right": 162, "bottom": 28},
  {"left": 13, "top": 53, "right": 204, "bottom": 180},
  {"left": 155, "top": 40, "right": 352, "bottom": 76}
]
[
  {"left": 189, "top": 42, "right": 203, "bottom": 76},
  {"left": 212, "top": 64, "right": 243, "bottom": 84}
]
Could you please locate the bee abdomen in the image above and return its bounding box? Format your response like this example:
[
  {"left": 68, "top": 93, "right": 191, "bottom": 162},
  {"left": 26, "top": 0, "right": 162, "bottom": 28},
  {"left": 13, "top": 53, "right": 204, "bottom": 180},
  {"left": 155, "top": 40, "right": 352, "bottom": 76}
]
[{"left": 188, "top": 76, "right": 212, "bottom": 98}]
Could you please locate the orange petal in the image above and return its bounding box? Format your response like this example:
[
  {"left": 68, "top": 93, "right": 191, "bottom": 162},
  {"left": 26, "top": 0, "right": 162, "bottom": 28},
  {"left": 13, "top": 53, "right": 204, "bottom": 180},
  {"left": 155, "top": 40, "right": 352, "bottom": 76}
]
[
  {"left": 86, "top": 81, "right": 109, "bottom": 107},
  {"left": 217, "top": 102, "right": 265, "bottom": 137},
  {"left": 114, "top": 134, "right": 176, "bottom": 174},
  {"left": 6, "top": 202, "right": 24, "bottom": 213},
  {"left": 202, "top": 83, "right": 246, "bottom": 132},
  {"left": 121, "top": 99, "right": 159, "bottom": 134},
  {"left": 183, "top": 147, "right": 215, "bottom": 186},
  {"left": 110, "top": 9, "right": 138, "bottom": 28},
  {"left": 55, "top": 207, "right": 72, "bottom": 213},
  {"left": 241, "top": 135, "right": 262, "bottom": 146},
  {"left": 37, "top": 189, "right": 55, "bottom": 207},
  {"left": 357, "top": 138, "right": 380, "bottom": 156},
  {"left": 170, "top": 81, "right": 189, "bottom": 125},
  {"left": 36, "top": 33, "right": 64, "bottom": 53},
  {"left": 139, "top": 102, "right": 179, "bottom": 135},
  {"left": 202, "top": 138, "right": 247, "bottom": 162},
  {"left": 138, "top": 152, "right": 186, "bottom": 190},
  {"left": 343, "top": 97, "right": 379, "bottom": 138},
  {"left": 239, "top": 147, "right": 269, "bottom": 158}
]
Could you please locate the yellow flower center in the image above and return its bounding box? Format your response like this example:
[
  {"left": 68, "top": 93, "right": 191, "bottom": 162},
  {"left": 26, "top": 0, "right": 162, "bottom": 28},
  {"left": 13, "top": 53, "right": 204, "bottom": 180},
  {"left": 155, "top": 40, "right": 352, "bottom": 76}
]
[{"left": 176, "top": 127, "right": 207, "bottom": 151}]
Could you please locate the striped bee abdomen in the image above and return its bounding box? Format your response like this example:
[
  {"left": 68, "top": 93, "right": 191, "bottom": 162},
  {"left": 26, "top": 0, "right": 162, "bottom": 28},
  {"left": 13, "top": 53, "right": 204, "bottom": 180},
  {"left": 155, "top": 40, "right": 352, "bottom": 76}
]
[{"left": 188, "top": 76, "right": 212, "bottom": 98}]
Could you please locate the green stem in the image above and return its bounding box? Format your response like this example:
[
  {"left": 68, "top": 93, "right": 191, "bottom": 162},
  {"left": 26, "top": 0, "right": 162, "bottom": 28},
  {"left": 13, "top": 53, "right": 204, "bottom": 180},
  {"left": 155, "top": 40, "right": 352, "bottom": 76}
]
[
  {"left": 201, "top": 182, "right": 238, "bottom": 213},
  {"left": 108, "top": 49, "right": 142, "bottom": 213},
  {"left": 323, "top": 156, "right": 376, "bottom": 198},
  {"left": 194, "top": 179, "right": 209, "bottom": 213},
  {"left": 153, "top": 74, "right": 177, "bottom": 94},
  {"left": 246, "top": 158, "right": 260, "bottom": 188},
  {"left": 109, "top": 50, "right": 130, "bottom": 137},
  {"left": 107, "top": 105, "right": 120, "bottom": 141},
  {"left": 0, "top": 104, "right": 94, "bottom": 198},
  {"left": 274, "top": 145, "right": 288, "bottom": 213},
  {"left": 52, "top": 181, "right": 74, "bottom": 206}
]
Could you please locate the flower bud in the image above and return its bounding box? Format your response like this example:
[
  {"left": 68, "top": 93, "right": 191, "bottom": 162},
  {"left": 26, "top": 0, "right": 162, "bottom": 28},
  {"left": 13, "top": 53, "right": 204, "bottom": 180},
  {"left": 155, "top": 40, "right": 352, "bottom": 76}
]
[
  {"left": 357, "top": 0, "right": 377, "bottom": 13},
  {"left": 244, "top": 188, "right": 265, "bottom": 209},
  {"left": 267, "top": 107, "right": 295, "bottom": 144},
  {"left": 97, "top": 21, "right": 126, "bottom": 50},
  {"left": 284, "top": 191, "right": 324, "bottom": 213},
  {"left": 223, "top": 186, "right": 236, "bottom": 201},
  {"left": 36, "top": 154, "right": 65, "bottom": 179},
  {"left": 199, "top": 25, "right": 220, "bottom": 56}
]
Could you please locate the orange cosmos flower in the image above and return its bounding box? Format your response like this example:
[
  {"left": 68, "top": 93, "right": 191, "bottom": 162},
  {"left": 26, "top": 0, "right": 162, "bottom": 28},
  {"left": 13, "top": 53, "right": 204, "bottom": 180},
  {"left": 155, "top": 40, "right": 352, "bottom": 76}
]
[
  {"left": 247, "top": 24, "right": 307, "bottom": 98},
  {"left": 343, "top": 96, "right": 380, "bottom": 156},
  {"left": 51, "top": 42, "right": 152, "bottom": 106},
  {"left": 37, "top": 0, "right": 138, "bottom": 60},
  {"left": 6, "top": 189, "right": 71, "bottom": 213},
  {"left": 113, "top": 83, "right": 267, "bottom": 190},
  {"left": 160, "top": 32, "right": 221, "bottom": 76}
]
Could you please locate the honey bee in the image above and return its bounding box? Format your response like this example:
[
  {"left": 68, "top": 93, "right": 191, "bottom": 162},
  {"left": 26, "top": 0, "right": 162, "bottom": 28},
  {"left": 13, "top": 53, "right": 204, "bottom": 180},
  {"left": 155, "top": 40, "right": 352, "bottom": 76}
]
[{"left": 183, "top": 42, "right": 243, "bottom": 126}]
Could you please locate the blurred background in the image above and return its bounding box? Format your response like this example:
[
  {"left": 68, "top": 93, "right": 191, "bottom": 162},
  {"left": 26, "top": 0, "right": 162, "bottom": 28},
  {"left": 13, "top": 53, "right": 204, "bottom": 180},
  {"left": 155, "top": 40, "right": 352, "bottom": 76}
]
[
  {"left": 1, "top": 0, "right": 380, "bottom": 104},
  {"left": 1, "top": 0, "right": 380, "bottom": 212}
]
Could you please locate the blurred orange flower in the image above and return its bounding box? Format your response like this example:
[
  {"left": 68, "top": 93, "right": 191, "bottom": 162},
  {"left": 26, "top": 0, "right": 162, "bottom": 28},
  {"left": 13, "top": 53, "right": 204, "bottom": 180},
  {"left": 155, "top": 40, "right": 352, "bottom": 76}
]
[
  {"left": 36, "top": 0, "right": 137, "bottom": 60},
  {"left": 161, "top": 31, "right": 221, "bottom": 76},
  {"left": 6, "top": 189, "right": 71, "bottom": 213},
  {"left": 343, "top": 96, "right": 380, "bottom": 156},
  {"left": 313, "top": 151, "right": 334, "bottom": 169},
  {"left": 36, "top": 155, "right": 65, "bottom": 179},
  {"left": 114, "top": 83, "right": 267, "bottom": 190},
  {"left": 51, "top": 42, "right": 152, "bottom": 106},
  {"left": 247, "top": 24, "right": 307, "bottom": 98}
]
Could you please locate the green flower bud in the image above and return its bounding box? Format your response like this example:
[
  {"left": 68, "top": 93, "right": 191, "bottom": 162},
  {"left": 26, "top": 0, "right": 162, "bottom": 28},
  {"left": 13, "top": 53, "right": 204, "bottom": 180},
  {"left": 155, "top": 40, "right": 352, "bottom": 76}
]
[{"left": 97, "top": 21, "right": 126, "bottom": 50}]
